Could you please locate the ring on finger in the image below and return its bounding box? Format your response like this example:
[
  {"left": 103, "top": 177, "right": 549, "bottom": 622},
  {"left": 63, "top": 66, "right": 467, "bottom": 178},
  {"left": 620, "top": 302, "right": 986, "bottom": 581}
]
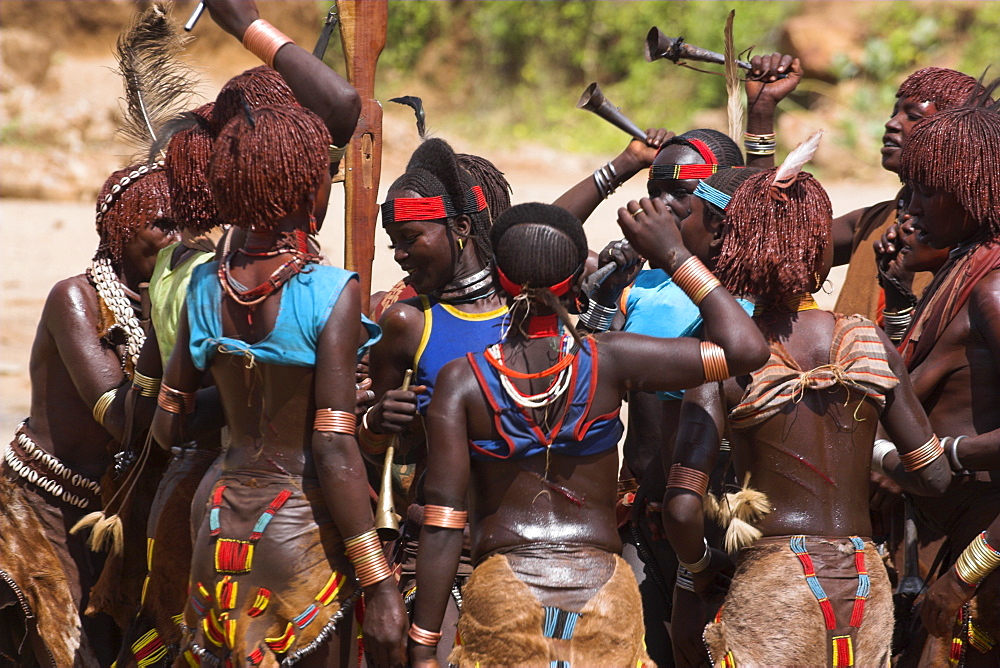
[{"left": 365, "top": 390, "right": 375, "bottom": 402}]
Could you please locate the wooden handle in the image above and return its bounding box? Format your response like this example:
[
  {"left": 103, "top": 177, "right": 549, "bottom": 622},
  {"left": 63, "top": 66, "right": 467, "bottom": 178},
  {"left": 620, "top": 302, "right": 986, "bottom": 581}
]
[{"left": 338, "top": 0, "right": 387, "bottom": 313}]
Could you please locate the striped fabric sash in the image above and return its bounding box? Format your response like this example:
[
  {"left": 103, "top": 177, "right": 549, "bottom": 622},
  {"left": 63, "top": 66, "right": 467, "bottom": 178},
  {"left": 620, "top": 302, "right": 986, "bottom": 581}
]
[{"left": 730, "top": 315, "right": 898, "bottom": 429}]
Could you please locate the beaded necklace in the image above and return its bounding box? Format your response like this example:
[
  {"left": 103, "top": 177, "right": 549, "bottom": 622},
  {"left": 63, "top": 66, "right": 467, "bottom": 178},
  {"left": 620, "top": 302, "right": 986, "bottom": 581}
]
[
  {"left": 87, "top": 256, "right": 144, "bottom": 378},
  {"left": 217, "top": 230, "right": 320, "bottom": 318},
  {"left": 484, "top": 334, "right": 578, "bottom": 409}
]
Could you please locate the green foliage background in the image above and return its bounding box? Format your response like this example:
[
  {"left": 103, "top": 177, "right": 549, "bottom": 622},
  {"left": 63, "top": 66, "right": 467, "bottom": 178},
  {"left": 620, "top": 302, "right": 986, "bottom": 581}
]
[{"left": 320, "top": 1, "right": 998, "bottom": 171}]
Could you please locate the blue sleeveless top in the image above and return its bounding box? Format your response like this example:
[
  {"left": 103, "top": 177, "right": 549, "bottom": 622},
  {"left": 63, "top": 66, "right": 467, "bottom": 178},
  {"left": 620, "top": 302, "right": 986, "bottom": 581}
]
[
  {"left": 466, "top": 338, "right": 624, "bottom": 461},
  {"left": 187, "top": 262, "right": 380, "bottom": 370},
  {"left": 412, "top": 295, "right": 507, "bottom": 415},
  {"left": 623, "top": 268, "right": 753, "bottom": 400}
]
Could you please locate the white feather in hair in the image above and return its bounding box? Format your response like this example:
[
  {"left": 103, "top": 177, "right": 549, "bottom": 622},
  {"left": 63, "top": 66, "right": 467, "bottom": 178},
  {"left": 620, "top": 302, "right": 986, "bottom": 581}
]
[{"left": 772, "top": 129, "right": 825, "bottom": 190}]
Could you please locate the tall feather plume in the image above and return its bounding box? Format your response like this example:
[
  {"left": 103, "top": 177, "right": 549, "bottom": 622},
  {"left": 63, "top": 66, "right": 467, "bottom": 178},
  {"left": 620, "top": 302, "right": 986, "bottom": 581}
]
[
  {"left": 724, "top": 10, "right": 744, "bottom": 146},
  {"left": 116, "top": 3, "right": 200, "bottom": 161},
  {"left": 772, "top": 129, "right": 825, "bottom": 189}
]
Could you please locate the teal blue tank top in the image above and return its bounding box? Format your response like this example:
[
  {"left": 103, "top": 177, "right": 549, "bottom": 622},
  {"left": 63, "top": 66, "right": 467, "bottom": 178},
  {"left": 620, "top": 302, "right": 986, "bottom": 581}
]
[{"left": 187, "top": 262, "right": 380, "bottom": 370}]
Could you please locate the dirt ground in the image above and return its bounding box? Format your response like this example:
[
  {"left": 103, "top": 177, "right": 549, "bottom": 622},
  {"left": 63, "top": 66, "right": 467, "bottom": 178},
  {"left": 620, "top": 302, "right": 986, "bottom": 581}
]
[{"left": 0, "top": 173, "right": 894, "bottom": 438}]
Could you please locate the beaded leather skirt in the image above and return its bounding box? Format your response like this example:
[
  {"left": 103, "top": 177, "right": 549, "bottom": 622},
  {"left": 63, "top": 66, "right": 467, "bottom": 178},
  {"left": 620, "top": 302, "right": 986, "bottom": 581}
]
[{"left": 179, "top": 470, "right": 360, "bottom": 667}]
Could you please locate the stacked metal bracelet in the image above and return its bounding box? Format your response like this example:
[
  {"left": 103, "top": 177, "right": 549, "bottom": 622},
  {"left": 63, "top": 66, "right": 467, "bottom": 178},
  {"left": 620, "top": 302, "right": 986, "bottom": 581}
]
[
  {"left": 92, "top": 388, "right": 117, "bottom": 427},
  {"left": 954, "top": 531, "right": 1000, "bottom": 587},
  {"left": 132, "top": 371, "right": 161, "bottom": 398},
  {"left": 314, "top": 409, "right": 356, "bottom": 435},
  {"left": 578, "top": 298, "right": 617, "bottom": 332},
  {"left": 344, "top": 529, "right": 393, "bottom": 587},
  {"left": 871, "top": 438, "right": 896, "bottom": 476},
  {"left": 883, "top": 307, "right": 914, "bottom": 343},
  {"left": 744, "top": 132, "right": 776, "bottom": 156},
  {"left": 700, "top": 342, "right": 729, "bottom": 382},
  {"left": 329, "top": 143, "right": 347, "bottom": 165},
  {"left": 672, "top": 256, "right": 722, "bottom": 306},
  {"left": 408, "top": 623, "right": 443, "bottom": 648},
  {"left": 242, "top": 19, "right": 294, "bottom": 68},
  {"left": 675, "top": 565, "right": 696, "bottom": 592},
  {"left": 157, "top": 383, "right": 196, "bottom": 415},
  {"left": 898, "top": 434, "right": 943, "bottom": 472},
  {"left": 592, "top": 161, "right": 620, "bottom": 200},
  {"left": 667, "top": 463, "right": 709, "bottom": 497},
  {"left": 678, "top": 538, "right": 711, "bottom": 574},
  {"left": 943, "top": 435, "right": 971, "bottom": 474},
  {"left": 423, "top": 504, "right": 468, "bottom": 529}
]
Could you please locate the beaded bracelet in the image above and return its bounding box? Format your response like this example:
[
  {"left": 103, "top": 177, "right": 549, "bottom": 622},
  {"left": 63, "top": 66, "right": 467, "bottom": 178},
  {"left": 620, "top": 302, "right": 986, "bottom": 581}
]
[
  {"left": 672, "top": 256, "right": 722, "bottom": 306},
  {"left": 423, "top": 504, "right": 468, "bottom": 529},
  {"left": 408, "top": 623, "right": 443, "bottom": 648},
  {"left": 314, "top": 409, "right": 356, "bottom": 435},
  {"left": 666, "top": 463, "right": 709, "bottom": 497},
  {"left": 578, "top": 299, "right": 618, "bottom": 332},
  {"left": 898, "top": 434, "right": 943, "bottom": 472},
  {"left": 954, "top": 531, "right": 1000, "bottom": 587},
  {"left": 678, "top": 538, "right": 711, "bottom": 574},
  {"left": 344, "top": 529, "right": 393, "bottom": 587},
  {"left": 157, "top": 383, "right": 196, "bottom": 415},
  {"left": 92, "top": 388, "right": 117, "bottom": 427},
  {"left": 700, "top": 342, "right": 729, "bottom": 382},
  {"left": 242, "top": 19, "right": 295, "bottom": 68},
  {"left": 132, "top": 371, "right": 161, "bottom": 398}
]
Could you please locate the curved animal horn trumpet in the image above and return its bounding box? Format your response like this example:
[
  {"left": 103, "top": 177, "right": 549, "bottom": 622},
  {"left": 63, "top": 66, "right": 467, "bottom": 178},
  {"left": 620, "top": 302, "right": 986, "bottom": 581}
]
[{"left": 576, "top": 82, "right": 647, "bottom": 143}]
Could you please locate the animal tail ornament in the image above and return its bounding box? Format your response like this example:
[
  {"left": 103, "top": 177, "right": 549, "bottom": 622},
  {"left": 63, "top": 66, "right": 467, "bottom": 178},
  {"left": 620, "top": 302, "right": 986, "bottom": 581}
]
[
  {"left": 771, "top": 129, "right": 825, "bottom": 198},
  {"left": 116, "top": 2, "right": 200, "bottom": 161},
  {"left": 704, "top": 472, "right": 773, "bottom": 554}
]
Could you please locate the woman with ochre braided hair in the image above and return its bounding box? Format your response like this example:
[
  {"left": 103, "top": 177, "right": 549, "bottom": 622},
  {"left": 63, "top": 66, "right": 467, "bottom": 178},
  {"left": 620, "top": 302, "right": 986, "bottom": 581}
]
[
  {"left": 362, "top": 137, "right": 512, "bottom": 661},
  {"left": 151, "top": 103, "right": 406, "bottom": 666},
  {"left": 408, "top": 201, "right": 768, "bottom": 667},
  {"left": 662, "top": 146, "right": 953, "bottom": 667}
]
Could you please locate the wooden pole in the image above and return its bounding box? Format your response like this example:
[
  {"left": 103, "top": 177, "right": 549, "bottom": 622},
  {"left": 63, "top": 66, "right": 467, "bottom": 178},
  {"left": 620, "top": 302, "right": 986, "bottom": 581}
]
[{"left": 337, "top": 0, "right": 387, "bottom": 314}]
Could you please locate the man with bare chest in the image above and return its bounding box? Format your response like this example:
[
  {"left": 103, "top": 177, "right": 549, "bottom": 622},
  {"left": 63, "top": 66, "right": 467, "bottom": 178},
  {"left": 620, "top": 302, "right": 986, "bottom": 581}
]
[{"left": 894, "top": 82, "right": 1000, "bottom": 665}]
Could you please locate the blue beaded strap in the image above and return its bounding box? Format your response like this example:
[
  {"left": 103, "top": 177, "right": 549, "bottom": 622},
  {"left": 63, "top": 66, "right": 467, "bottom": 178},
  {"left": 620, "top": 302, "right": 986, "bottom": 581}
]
[{"left": 693, "top": 181, "right": 732, "bottom": 210}]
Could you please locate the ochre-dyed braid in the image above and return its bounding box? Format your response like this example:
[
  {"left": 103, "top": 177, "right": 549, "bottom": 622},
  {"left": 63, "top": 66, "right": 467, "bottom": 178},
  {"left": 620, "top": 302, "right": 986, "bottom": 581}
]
[
  {"left": 95, "top": 165, "right": 171, "bottom": 269},
  {"left": 716, "top": 168, "right": 832, "bottom": 306},
  {"left": 896, "top": 67, "right": 982, "bottom": 110},
  {"left": 165, "top": 103, "right": 218, "bottom": 233},
  {"left": 211, "top": 65, "right": 298, "bottom": 135},
  {"left": 209, "top": 104, "right": 330, "bottom": 231},
  {"left": 899, "top": 90, "right": 1000, "bottom": 236}
]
